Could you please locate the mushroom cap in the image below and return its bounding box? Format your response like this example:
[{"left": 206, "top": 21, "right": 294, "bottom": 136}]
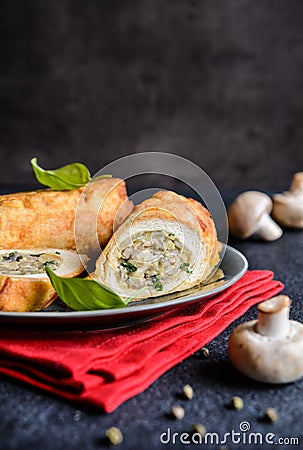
[
  {"left": 258, "top": 295, "right": 291, "bottom": 314},
  {"left": 290, "top": 171, "right": 303, "bottom": 194},
  {"left": 272, "top": 192, "right": 303, "bottom": 229},
  {"left": 228, "top": 319, "right": 303, "bottom": 383},
  {"left": 228, "top": 191, "right": 273, "bottom": 239},
  {"left": 272, "top": 171, "right": 303, "bottom": 228}
]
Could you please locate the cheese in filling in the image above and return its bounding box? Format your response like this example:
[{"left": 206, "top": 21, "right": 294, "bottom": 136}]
[
  {"left": 0, "top": 251, "right": 61, "bottom": 276},
  {"left": 118, "top": 230, "right": 192, "bottom": 292}
]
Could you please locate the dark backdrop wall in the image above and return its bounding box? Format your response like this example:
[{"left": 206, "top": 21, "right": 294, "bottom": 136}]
[{"left": 0, "top": 0, "right": 303, "bottom": 188}]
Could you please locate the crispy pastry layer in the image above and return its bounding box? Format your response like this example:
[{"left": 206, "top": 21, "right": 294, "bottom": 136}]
[{"left": 0, "top": 178, "right": 133, "bottom": 253}]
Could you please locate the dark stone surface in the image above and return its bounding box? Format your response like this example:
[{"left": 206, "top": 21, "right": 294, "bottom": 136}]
[
  {"left": 1, "top": 1, "right": 303, "bottom": 187},
  {"left": 0, "top": 188, "right": 302, "bottom": 449}
]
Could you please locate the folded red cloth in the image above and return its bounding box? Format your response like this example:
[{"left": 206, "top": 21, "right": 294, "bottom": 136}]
[{"left": 0, "top": 270, "right": 283, "bottom": 412}]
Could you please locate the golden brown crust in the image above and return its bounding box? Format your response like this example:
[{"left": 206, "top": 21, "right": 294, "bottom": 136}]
[
  {"left": 123, "top": 191, "right": 221, "bottom": 268},
  {"left": 0, "top": 276, "right": 57, "bottom": 312},
  {"left": 148, "top": 192, "right": 222, "bottom": 279},
  {"left": 183, "top": 196, "right": 222, "bottom": 278},
  {"left": 0, "top": 262, "right": 84, "bottom": 312},
  {"left": 112, "top": 191, "right": 215, "bottom": 233},
  {"left": 0, "top": 178, "right": 133, "bottom": 252}
]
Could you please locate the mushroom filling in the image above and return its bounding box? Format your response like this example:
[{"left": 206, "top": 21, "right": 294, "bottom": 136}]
[
  {"left": 0, "top": 251, "right": 61, "bottom": 276},
  {"left": 118, "top": 230, "right": 192, "bottom": 292}
]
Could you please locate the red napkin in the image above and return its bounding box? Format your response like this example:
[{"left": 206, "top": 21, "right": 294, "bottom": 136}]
[{"left": 0, "top": 270, "right": 283, "bottom": 413}]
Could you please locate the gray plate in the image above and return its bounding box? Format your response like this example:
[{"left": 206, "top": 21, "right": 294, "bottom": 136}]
[{"left": 0, "top": 245, "right": 248, "bottom": 330}]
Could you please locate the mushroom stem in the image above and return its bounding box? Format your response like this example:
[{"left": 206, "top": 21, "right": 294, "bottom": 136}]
[
  {"left": 290, "top": 172, "right": 303, "bottom": 196},
  {"left": 256, "top": 296, "right": 291, "bottom": 338},
  {"left": 253, "top": 214, "right": 283, "bottom": 241}
]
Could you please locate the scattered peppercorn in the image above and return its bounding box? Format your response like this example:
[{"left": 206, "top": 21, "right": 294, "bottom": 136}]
[
  {"left": 201, "top": 347, "right": 209, "bottom": 358},
  {"left": 106, "top": 427, "right": 123, "bottom": 445},
  {"left": 192, "top": 423, "right": 207, "bottom": 437},
  {"left": 182, "top": 384, "right": 194, "bottom": 400},
  {"left": 231, "top": 396, "right": 244, "bottom": 410},
  {"left": 73, "top": 410, "right": 81, "bottom": 422},
  {"left": 171, "top": 405, "right": 185, "bottom": 420},
  {"left": 265, "top": 408, "right": 279, "bottom": 423}
]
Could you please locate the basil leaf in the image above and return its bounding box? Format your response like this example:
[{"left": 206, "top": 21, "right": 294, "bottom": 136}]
[
  {"left": 46, "top": 267, "right": 129, "bottom": 311},
  {"left": 31, "top": 158, "right": 111, "bottom": 191}
]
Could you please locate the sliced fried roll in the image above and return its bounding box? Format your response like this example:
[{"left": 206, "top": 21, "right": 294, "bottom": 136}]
[
  {"left": 0, "top": 249, "right": 85, "bottom": 311},
  {"left": 95, "top": 191, "right": 222, "bottom": 300}
]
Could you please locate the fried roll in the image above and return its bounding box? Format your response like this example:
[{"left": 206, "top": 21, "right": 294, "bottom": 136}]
[
  {"left": 95, "top": 191, "right": 222, "bottom": 300},
  {"left": 0, "top": 178, "right": 133, "bottom": 253}
]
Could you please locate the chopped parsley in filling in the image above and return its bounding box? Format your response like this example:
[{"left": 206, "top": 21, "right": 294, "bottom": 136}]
[
  {"left": 120, "top": 261, "right": 137, "bottom": 273},
  {"left": 0, "top": 252, "right": 60, "bottom": 276},
  {"left": 180, "top": 262, "right": 193, "bottom": 274},
  {"left": 151, "top": 275, "right": 163, "bottom": 291},
  {"left": 119, "top": 230, "right": 192, "bottom": 292}
]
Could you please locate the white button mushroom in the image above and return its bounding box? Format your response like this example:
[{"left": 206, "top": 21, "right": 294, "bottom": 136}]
[
  {"left": 228, "top": 295, "right": 303, "bottom": 383},
  {"left": 272, "top": 172, "right": 303, "bottom": 228},
  {"left": 228, "top": 191, "right": 283, "bottom": 241}
]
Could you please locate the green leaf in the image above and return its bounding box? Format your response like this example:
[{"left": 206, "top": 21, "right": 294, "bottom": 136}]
[
  {"left": 46, "top": 267, "right": 129, "bottom": 311},
  {"left": 31, "top": 157, "right": 112, "bottom": 190},
  {"left": 31, "top": 158, "right": 92, "bottom": 190}
]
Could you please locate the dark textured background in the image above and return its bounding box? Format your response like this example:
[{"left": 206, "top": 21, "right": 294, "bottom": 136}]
[
  {"left": 0, "top": 0, "right": 303, "bottom": 188},
  {"left": 1, "top": 5, "right": 303, "bottom": 448}
]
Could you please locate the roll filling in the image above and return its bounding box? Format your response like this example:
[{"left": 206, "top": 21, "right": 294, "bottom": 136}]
[{"left": 118, "top": 230, "right": 194, "bottom": 292}]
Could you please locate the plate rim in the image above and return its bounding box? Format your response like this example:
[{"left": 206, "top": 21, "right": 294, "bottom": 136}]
[{"left": 0, "top": 245, "right": 248, "bottom": 321}]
